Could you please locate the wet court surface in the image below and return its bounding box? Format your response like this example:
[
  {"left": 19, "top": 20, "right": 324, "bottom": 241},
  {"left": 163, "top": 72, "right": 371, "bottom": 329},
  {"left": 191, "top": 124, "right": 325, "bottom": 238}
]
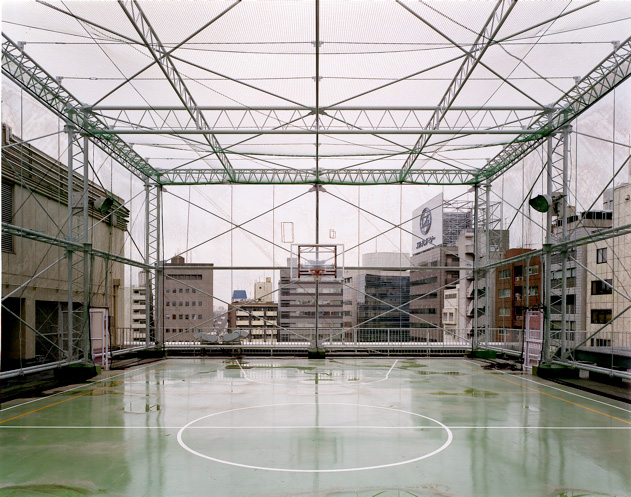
[{"left": 1, "top": 358, "right": 630, "bottom": 497}]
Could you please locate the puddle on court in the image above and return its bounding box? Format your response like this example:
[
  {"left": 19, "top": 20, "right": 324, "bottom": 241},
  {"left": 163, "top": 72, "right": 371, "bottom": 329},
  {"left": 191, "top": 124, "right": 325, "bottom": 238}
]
[
  {"left": 398, "top": 362, "right": 429, "bottom": 369},
  {"left": 123, "top": 402, "right": 161, "bottom": 413},
  {"left": 0, "top": 483, "right": 109, "bottom": 496},
  {"left": 549, "top": 490, "right": 614, "bottom": 497},
  {"left": 311, "top": 484, "right": 453, "bottom": 497},
  {"left": 224, "top": 361, "right": 316, "bottom": 371},
  {"left": 430, "top": 388, "right": 499, "bottom": 398},
  {"left": 415, "top": 371, "right": 463, "bottom": 376}
]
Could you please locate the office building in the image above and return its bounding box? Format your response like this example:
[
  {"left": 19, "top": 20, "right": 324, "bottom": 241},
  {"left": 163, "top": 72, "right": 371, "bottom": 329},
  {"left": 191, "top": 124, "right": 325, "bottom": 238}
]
[
  {"left": 278, "top": 258, "right": 343, "bottom": 341},
  {"left": 162, "top": 255, "right": 213, "bottom": 342},
  {"left": 409, "top": 194, "right": 471, "bottom": 342},
  {"left": 343, "top": 252, "right": 410, "bottom": 342},
  {"left": 495, "top": 249, "right": 542, "bottom": 332}
]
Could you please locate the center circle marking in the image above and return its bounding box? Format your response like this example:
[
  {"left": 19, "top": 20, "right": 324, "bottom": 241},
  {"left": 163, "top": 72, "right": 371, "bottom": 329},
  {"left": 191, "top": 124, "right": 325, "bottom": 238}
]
[{"left": 177, "top": 402, "right": 453, "bottom": 473}]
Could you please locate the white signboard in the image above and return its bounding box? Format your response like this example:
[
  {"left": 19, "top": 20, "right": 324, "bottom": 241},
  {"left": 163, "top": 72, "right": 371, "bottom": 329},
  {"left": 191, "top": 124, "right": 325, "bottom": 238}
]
[{"left": 412, "top": 193, "right": 443, "bottom": 254}]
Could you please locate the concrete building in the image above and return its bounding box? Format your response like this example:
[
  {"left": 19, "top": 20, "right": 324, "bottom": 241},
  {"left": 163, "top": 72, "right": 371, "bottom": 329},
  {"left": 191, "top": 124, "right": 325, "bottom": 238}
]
[
  {"left": 278, "top": 258, "right": 343, "bottom": 342},
  {"left": 442, "top": 285, "right": 460, "bottom": 340},
  {"left": 343, "top": 252, "right": 411, "bottom": 342},
  {"left": 228, "top": 285, "right": 279, "bottom": 342},
  {"left": 229, "top": 301, "right": 279, "bottom": 342},
  {"left": 551, "top": 205, "right": 612, "bottom": 335},
  {"left": 1, "top": 124, "right": 129, "bottom": 370},
  {"left": 409, "top": 194, "right": 471, "bottom": 342},
  {"left": 460, "top": 227, "right": 510, "bottom": 340},
  {"left": 585, "top": 184, "right": 631, "bottom": 348},
  {"left": 495, "top": 249, "right": 542, "bottom": 334},
  {"left": 410, "top": 246, "right": 461, "bottom": 341},
  {"left": 161, "top": 255, "right": 213, "bottom": 342},
  {"left": 254, "top": 277, "right": 273, "bottom": 300}
]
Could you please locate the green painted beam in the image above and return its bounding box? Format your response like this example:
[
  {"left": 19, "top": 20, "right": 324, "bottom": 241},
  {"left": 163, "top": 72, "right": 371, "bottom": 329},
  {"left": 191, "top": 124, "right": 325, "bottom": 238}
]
[
  {"left": 156, "top": 168, "right": 479, "bottom": 185},
  {"left": 1, "top": 34, "right": 157, "bottom": 181},
  {"left": 476, "top": 35, "right": 631, "bottom": 182}
]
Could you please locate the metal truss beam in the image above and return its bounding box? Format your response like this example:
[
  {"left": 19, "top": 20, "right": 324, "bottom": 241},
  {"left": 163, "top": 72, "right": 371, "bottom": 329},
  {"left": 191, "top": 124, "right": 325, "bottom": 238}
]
[
  {"left": 1, "top": 34, "right": 156, "bottom": 180},
  {"left": 118, "top": 0, "right": 236, "bottom": 181},
  {"left": 398, "top": 0, "right": 517, "bottom": 181},
  {"left": 91, "top": 105, "right": 546, "bottom": 111},
  {"left": 156, "top": 168, "right": 477, "bottom": 185},
  {"left": 94, "top": 128, "right": 539, "bottom": 135},
  {"left": 2, "top": 222, "right": 152, "bottom": 270},
  {"left": 477, "top": 35, "right": 631, "bottom": 182}
]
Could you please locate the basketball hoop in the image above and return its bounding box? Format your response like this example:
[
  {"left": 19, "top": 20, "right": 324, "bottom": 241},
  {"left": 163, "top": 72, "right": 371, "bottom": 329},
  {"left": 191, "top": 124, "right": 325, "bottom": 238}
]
[
  {"left": 308, "top": 268, "right": 326, "bottom": 282},
  {"left": 291, "top": 244, "right": 343, "bottom": 281}
]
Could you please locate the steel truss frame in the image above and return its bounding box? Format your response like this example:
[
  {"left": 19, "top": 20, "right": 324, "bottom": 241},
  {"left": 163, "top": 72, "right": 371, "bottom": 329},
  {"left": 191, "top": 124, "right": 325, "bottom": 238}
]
[
  {"left": 2, "top": 1, "right": 631, "bottom": 380},
  {"left": 3, "top": 32, "right": 630, "bottom": 186}
]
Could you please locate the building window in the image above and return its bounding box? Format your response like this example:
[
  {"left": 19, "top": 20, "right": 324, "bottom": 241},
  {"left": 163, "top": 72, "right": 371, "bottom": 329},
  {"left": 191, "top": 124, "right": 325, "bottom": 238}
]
[
  {"left": 596, "top": 248, "right": 607, "bottom": 264},
  {"left": 166, "top": 288, "right": 170, "bottom": 293},
  {"left": 499, "top": 269, "right": 511, "bottom": 279},
  {"left": 198, "top": 301, "right": 202, "bottom": 306},
  {"left": 527, "top": 286, "right": 538, "bottom": 296},
  {"left": 198, "top": 315, "right": 203, "bottom": 320},
  {"left": 185, "top": 288, "right": 189, "bottom": 293},
  {"left": 166, "top": 314, "right": 171, "bottom": 319},
  {"left": 179, "top": 288, "right": 183, "bottom": 293},
  {"left": 192, "top": 301, "right": 196, "bottom": 306},
  {"left": 179, "top": 301, "right": 183, "bottom": 306},
  {"left": 192, "top": 314, "right": 196, "bottom": 320},
  {"left": 185, "top": 314, "right": 189, "bottom": 320},
  {"left": 591, "top": 309, "right": 612, "bottom": 324},
  {"left": 179, "top": 314, "right": 183, "bottom": 320},
  {"left": 185, "top": 301, "right": 189, "bottom": 306},
  {"left": 166, "top": 301, "right": 170, "bottom": 306},
  {"left": 413, "top": 308, "right": 437, "bottom": 315},
  {"left": 498, "top": 288, "right": 510, "bottom": 298},
  {"left": 528, "top": 265, "right": 539, "bottom": 275},
  {"left": 192, "top": 288, "right": 196, "bottom": 293},
  {"left": 499, "top": 307, "right": 510, "bottom": 317},
  {"left": 591, "top": 279, "right": 613, "bottom": 295}
]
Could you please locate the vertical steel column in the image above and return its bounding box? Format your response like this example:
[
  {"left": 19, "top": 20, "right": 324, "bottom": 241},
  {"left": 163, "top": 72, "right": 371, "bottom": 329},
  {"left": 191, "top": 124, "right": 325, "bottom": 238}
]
[
  {"left": 314, "top": 0, "right": 321, "bottom": 352},
  {"left": 315, "top": 185, "right": 320, "bottom": 350},
  {"left": 65, "top": 123, "right": 74, "bottom": 361},
  {"left": 144, "top": 177, "right": 151, "bottom": 346},
  {"left": 155, "top": 184, "right": 163, "bottom": 347},
  {"left": 560, "top": 125, "right": 571, "bottom": 358},
  {"left": 542, "top": 134, "right": 554, "bottom": 364},
  {"left": 485, "top": 179, "right": 491, "bottom": 346},
  {"left": 473, "top": 183, "right": 480, "bottom": 350},
  {"left": 81, "top": 132, "right": 91, "bottom": 362}
]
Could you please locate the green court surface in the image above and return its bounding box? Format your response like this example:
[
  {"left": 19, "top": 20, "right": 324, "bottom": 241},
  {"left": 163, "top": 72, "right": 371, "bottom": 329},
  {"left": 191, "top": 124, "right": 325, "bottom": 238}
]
[{"left": 0, "top": 358, "right": 630, "bottom": 497}]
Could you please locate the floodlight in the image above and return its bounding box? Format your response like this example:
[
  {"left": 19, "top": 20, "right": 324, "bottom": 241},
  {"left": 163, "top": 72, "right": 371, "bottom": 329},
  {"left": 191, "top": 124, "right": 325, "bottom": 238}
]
[
  {"left": 94, "top": 196, "right": 115, "bottom": 214},
  {"left": 529, "top": 194, "right": 552, "bottom": 213}
]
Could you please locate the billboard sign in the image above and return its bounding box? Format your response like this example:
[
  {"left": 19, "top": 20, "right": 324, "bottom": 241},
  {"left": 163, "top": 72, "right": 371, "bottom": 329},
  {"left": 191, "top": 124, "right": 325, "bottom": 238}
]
[{"left": 412, "top": 193, "right": 443, "bottom": 254}]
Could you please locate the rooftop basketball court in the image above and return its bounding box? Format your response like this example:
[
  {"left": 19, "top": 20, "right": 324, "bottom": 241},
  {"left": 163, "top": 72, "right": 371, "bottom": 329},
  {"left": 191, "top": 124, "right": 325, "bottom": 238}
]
[{"left": 1, "top": 358, "right": 629, "bottom": 496}]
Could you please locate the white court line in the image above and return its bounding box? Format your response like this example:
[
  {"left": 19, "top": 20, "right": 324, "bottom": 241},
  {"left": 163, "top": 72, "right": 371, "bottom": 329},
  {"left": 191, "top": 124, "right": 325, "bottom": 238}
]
[
  {"left": 516, "top": 376, "right": 631, "bottom": 414},
  {"left": 1, "top": 425, "right": 630, "bottom": 430},
  {"left": 236, "top": 360, "right": 271, "bottom": 385},
  {"left": 0, "top": 360, "right": 168, "bottom": 413},
  {"left": 236, "top": 359, "right": 399, "bottom": 386},
  {"left": 364, "top": 359, "right": 398, "bottom": 384},
  {"left": 177, "top": 402, "right": 453, "bottom": 473}
]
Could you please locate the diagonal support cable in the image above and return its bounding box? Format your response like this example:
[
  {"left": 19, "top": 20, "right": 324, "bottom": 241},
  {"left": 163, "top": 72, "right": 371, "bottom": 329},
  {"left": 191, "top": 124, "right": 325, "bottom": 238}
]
[
  {"left": 397, "top": 0, "right": 516, "bottom": 181},
  {"left": 118, "top": 0, "right": 237, "bottom": 181}
]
